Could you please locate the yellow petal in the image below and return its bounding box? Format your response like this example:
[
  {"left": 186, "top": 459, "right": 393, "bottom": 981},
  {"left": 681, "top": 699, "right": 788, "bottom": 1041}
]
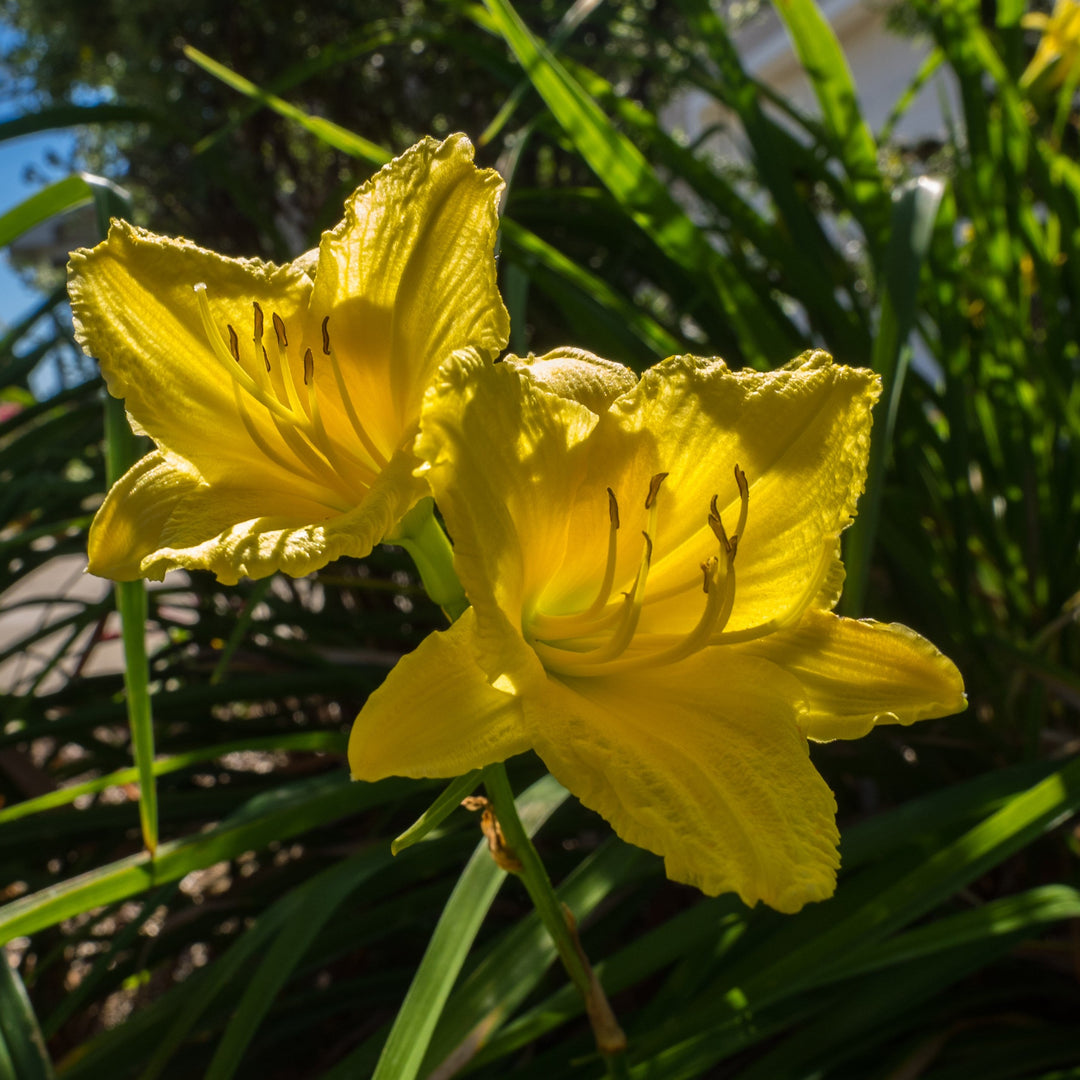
[
  {"left": 525, "top": 655, "right": 840, "bottom": 913},
  {"left": 126, "top": 448, "right": 422, "bottom": 584},
  {"left": 417, "top": 353, "right": 603, "bottom": 642},
  {"left": 68, "top": 220, "right": 313, "bottom": 493},
  {"left": 504, "top": 347, "right": 638, "bottom": 413},
  {"left": 88, "top": 451, "right": 204, "bottom": 580},
  {"left": 310, "top": 134, "right": 509, "bottom": 459},
  {"left": 739, "top": 610, "right": 967, "bottom": 741},
  {"left": 348, "top": 608, "right": 533, "bottom": 781},
  {"left": 603, "top": 351, "right": 880, "bottom": 636}
]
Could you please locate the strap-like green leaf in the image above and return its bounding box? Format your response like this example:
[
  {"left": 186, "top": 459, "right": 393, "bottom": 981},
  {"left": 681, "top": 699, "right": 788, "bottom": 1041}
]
[
  {"left": 0, "top": 773, "right": 419, "bottom": 943},
  {"left": 0, "top": 176, "right": 90, "bottom": 248},
  {"left": 0, "top": 104, "right": 155, "bottom": 144},
  {"left": 355, "top": 774, "right": 568, "bottom": 1080},
  {"left": 0, "top": 958, "right": 56, "bottom": 1080},
  {"left": 481, "top": 0, "right": 798, "bottom": 365},
  {"left": 392, "top": 770, "right": 483, "bottom": 855},
  {"left": 772, "top": 0, "right": 887, "bottom": 243},
  {"left": 204, "top": 849, "right": 393, "bottom": 1080},
  {"left": 183, "top": 45, "right": 391, "bottom": 168},
  {"left": 843, "top": 176, "right": 945, "bottom": 615}
]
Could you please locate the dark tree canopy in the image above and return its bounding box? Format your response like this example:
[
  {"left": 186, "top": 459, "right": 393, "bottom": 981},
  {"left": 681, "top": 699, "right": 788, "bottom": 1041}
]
[{"left": 0, "top": 0, "right": 694, "bottom": 259}]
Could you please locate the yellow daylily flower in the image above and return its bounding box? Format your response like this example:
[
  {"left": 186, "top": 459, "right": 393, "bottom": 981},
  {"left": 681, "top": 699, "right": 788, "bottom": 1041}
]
[
  {"left": 1021, "top": 0, "right": 1080, "bottom": 94},
  {"left": 348, "top": 348, "right": 966, "bottom": 913},
  {"left": 70, "top": 134, "right": 509, "bottom": 584}
]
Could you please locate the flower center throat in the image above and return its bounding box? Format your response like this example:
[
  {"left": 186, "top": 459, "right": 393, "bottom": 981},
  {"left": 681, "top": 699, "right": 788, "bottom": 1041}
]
[
  {"left": 529, "top": 465, "right": 832, "bottom": 677},
  {"left": 194, "top": 283, "right": 387, "bottom": 511}
]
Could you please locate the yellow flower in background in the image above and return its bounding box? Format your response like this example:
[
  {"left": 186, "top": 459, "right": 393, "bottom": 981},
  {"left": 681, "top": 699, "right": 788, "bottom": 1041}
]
[
  {"left": 348, "top": 349, "right": 966, "bottom": 913},
  {"left": 70, "top": 134, "right": 508, "bottom": 584},
  {"left": 1021, "top": 0, "right": 1080, "bottom": 94}
]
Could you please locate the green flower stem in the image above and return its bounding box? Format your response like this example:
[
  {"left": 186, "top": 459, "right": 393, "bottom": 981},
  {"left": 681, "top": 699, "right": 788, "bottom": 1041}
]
[
  {"left": 395, "top": 508, "right": 627, "bottom": 1073},
  {"left": 390, "top": 497, "right": 470, "bottom": 622},
  {"left": 483, "top": 761, "right": 628, "bottom": 1072},
  {"left": 104, "top": 394, "right": 157, "bottom": 855}
]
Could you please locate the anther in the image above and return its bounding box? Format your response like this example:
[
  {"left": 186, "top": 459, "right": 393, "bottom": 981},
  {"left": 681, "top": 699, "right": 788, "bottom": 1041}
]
[
  {"left": 700, "top": 555, "right": 718, "bottom": 594},
  {"left": 253, "top": 302, "right": 264, "bottom": 342},
  {"left": 641, "top": 530, "right": 653, "bottom": 564},
  {"left": 607, "top": 487, "right": 620, "bottom": 529},
  {"left": 321, "top": 315, "right": 331, "bottom": 356},
  {"left": 261, "top": 346, "right": 271, "bottom": 373},
  {"left": 303, "top": 348, "right": 314, "bottom": 387},
  {"left": 734, "top": 464, "right": 748, "bottom": 502},
  {"left": 708, "top": 495, "right": 732, "bottom": 557},
  {"left": 732, "top": 464, "right": 749, "bottom": 544},
  {"left": 227, "top": 324, "right": 240, "bottom": 362},
  {"left": 272, "top": 312, "right": 288, "bottom": 348},
  {"left": 645, "top": 472, "right": 669, "bottom": 510}
]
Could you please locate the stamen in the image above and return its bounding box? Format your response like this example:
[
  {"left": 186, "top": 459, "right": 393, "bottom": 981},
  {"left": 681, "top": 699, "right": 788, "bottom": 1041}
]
[
  {"left": 590, "top": 529, "right": 653, "bottom": 661},
  {"left": 194, "top": 284, "right": 379, "bottom": 492},
  {"left": 292, "top": 336, "right": 380, "bottom": 485},
  {"left": 645, "top": 472, "right": 669, "bottom": 510},
  {"left": 325, "top": 339, "right": 389, "bottom": 468},
  {"left": 321, "top": 316, "right": 331, "bottom": 356},
  {"left": 272, "top": 312, "right": 288, "bottom": 348},
  {"left": 230, "top": 382, "right": 351, "bottom": 508},
  {"left": 709, "top": 496, "right": 733, "bottom": 558},
  {"left": 580, "top": 487, "right": 621, "bottom": 617},
  {"left": 636, "top": 550, "right": 736, "bottom": 669},
  {"left": 536, "top": 527, "right": 654, "bottom": 674},
  {"left": 732, "top": 464, "right": 749, "bottom": 547},
  {"left": 194, "top": 284, "right": 310, "bottom": 428},
  {"left": 530, "top": 465, "right": 757, "bottom": 677},
  {"left": 709, "top": 541, "right": 834, "bottom": 646}
]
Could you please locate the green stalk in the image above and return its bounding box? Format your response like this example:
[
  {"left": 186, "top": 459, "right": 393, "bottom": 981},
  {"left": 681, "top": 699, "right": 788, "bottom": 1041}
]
[
  {"left": 87, "top": 178, "right": 157, "bottom": 855},
  {"left": 483, "top": 761, "right": 628, "bottom": 1073},
  {"left": 395, "top": 509, "right": 627, "bottom": 1071},
  {"left": 389, "top": 496, "right": 469, "bottom": 621},
  {"left": 103, "top": 396, "right": 157, "bottom": 855}
]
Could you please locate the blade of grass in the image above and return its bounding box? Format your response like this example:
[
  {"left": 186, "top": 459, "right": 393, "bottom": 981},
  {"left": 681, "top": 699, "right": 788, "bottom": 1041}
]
[
  {"left": 41, "top": 883, "right": 181, "bottom": 1040},
  {"left": 191, "top": 25, "right": 403, "bottom": 155},
  {"left": 823, "top": 884, "right": 1080, "bottom": 982},
  {"left": 478, "top": 0, "right": 603, "bottom": 147},
  {"left": 0, "top": 175, "right": 97, "bottom": 248},
  {"left": 772, "top": 0, "right": 887, "bottom": 243},
  {"left": 208, "top": 576, "right": 273, "bottom": 684},
  {"left": 746, "top": 752, "right": 1080, "bottom": 1004},
  {"left": 421, "top": 839, "right": 650, "bottom": 1074},
  {"left": 500, "top": 219, "right": 682, "bottom": 359},
  {"left": 0, "top": 104, "right": 156, "bottom": 144}
]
